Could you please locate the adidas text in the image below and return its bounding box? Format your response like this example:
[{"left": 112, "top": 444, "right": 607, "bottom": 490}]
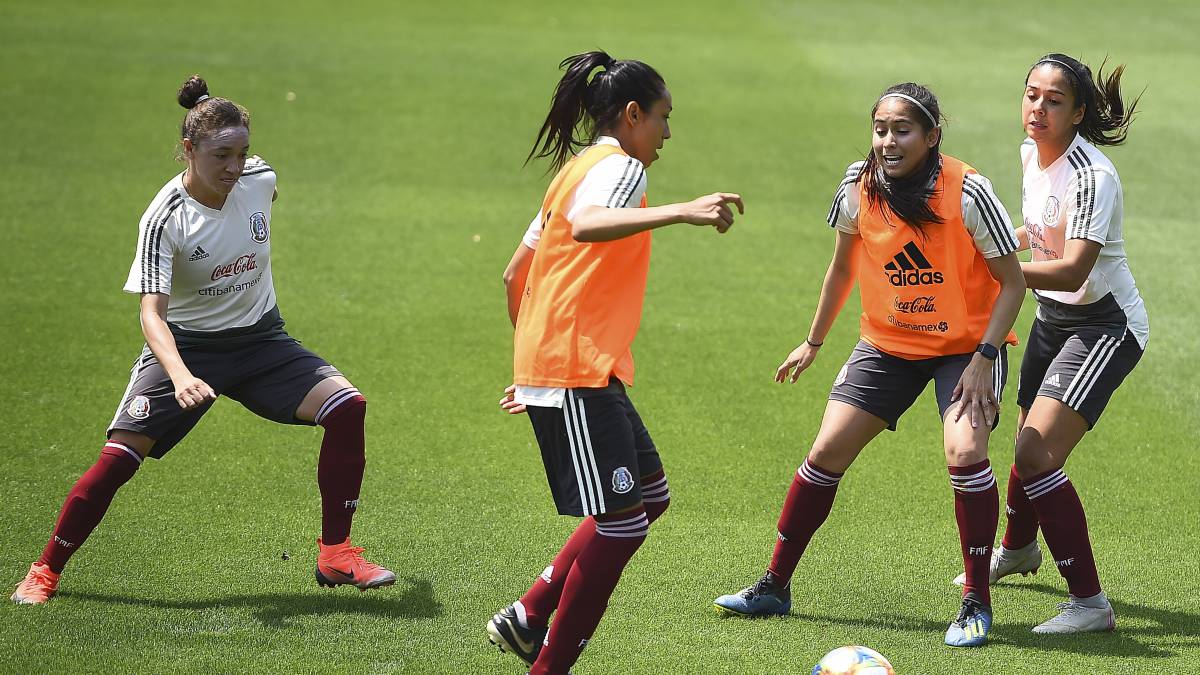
[{"left": 888, "top": 269, "right": 944, "bottom": 287}]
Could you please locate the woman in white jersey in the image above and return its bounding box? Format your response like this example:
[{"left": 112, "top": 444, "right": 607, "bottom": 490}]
[
  {"left": 953, "top": 53, "right": 1146, "bottom": 634},
  {"left": 12, "top": 75, "right": 394, "bottom": 605}
]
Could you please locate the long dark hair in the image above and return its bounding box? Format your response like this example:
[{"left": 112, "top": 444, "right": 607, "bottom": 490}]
[
  {"left": 527, "top": 50, "right": 667, "bottom": 172},
  {"left": 176, "top": 74, "right": 250, "bottom": 160},
  {"left": 1028, "top": 53, "right": 1139, "bottom": 146},
  {"left": 860, "top": 82, "right": 944, "bottom": 231}
]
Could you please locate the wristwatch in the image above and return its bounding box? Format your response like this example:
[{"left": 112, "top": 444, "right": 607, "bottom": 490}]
[{"left": 975, "top": 343, "right": 999, "bottom": 360}]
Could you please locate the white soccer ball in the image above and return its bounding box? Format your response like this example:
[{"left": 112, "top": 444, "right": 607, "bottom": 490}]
[{"left": 811, "top": 645, "right": 895, "bottom": 675}]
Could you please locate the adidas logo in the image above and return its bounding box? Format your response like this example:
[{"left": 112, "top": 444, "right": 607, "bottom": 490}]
[
  {"left": 1044, "top": 373, "right": 1063, "bottom": 388},
  {"left": 884, "top": 241, "right": 944, "bottom": 286},
  {"left": 188, "top": 246, "right": 210, "bottom": 261}
]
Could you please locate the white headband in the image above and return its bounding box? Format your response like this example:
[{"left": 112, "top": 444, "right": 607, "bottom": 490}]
[
  {"left": 195, "top": 94, "right": 211, "bottom": 103},
  {"left": 878, "top": 92, "right": 939, "bottom": 128}
]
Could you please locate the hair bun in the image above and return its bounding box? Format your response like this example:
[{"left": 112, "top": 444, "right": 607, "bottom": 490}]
[{"left": 177, "top": 75, "right": 210, "bottom": 110}]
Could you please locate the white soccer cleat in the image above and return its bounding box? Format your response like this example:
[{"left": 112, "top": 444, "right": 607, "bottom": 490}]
[
  {"left": 1032, "top": 597, "right": 1116, "bottom": 634},
  {"left": 953, "top": 542, "right": 1042, "bottom": 586}
]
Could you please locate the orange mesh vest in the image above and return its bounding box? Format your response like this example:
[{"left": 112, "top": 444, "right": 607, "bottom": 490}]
[
  {"left": 513, "top": 144, "right": 651, "bottom": 388},
  {"left": 855, "top": 155, "right": 1017, "bottom": 359}
]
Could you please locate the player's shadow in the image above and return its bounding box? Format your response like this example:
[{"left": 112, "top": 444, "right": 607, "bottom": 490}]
[
  {"left": 787, "top": 581, "right": 1199, "bottom": 659},
  {"left": 58, "top": 576, "right": 441, "bottom": 629}
]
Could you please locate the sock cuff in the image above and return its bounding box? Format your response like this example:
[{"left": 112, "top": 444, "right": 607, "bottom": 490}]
[
  {"left": 949, "top": 460, "right": 995, "bottom": 493},
  {"left": 797, "top": 459, "right": 842, "bottom": 487},
  {"left": 1024, "top": 468, "right": 1070, "bottom": 500},
  {"left": 594, "top": 507, "right": 649, "bottom": 538},
  {"left": 316, "top": 388, "right": 365, "bottom": 426},
  {"left": 102, "top": 441, "right": 143, "bottom": 466},
  {"left": 640, "top": 472, "right": 670, "bottom": 503}
]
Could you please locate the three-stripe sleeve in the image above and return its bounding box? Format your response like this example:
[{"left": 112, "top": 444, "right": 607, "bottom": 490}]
[
  {"left": 962, "top": 173, "right": 1019, "bottom": 258},
  {"left": 827, "top": 161, "right": 865, "bottom": 234},
  {"left": 125, "top": 192, "right": 183, "bottom": 296},
  {"left": 1065, "top": 149, "right": 1116, "bottom": 245}
]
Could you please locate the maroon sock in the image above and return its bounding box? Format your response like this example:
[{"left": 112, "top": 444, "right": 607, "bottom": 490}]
[
  {"left": 38, "top": 442, "right": 142, "bottom": 573},
  {"left": 767, "top": 459, "right": 842, "bottom": 586},
  {"left": 1001, "top": 463, "right": 1039, "bottom": 550},
  {"left": 949, "top": 460, "right": 999, "bottom": 605},
  {"left": 520, "top": 472, "right": 669, "bottom": 628},
  {"left": 315, "top": 389, "right": 366, "bottom": 545},
  {"left": 530, "top": 506, "right": 648, "bottom": 675},
  {"left": 1023, "top": 468, "right": 1101, "bottom": 598}
]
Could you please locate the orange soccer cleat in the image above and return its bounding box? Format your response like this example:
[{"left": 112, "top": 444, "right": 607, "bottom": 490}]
[
  {"left": 315, "top": 538, "right": 396, "bottom": 591},
  {"left": 11, "top": 563, "right": 60, "bottom": 605}
]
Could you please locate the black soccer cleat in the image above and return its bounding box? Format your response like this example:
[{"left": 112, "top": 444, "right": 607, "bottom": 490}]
[{"left": 486, "top": 604, "right": 547, "bottom": 667}]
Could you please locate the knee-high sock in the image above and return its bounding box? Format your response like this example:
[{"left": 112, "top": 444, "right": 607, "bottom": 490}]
[
  {"left": 767, "top": 459, "right": 843, "bottom": 586},
  {"left": 530, "top": 506, "right": 648, "bottom": 675},
  {"left": 1024, "top": 468, "right": 1102, "bottom": 598},
  {"left": 949, "top": 460, "right": 999, "bottom": 605},
  {"left": 1001, "top": 463, "right": 1039, "bottom": 550},
  {"left": 38, "top": 442, "right": 142, "bottom": 573},
  {"left": 315, "top": 389, "right": 367, "bottom": 545},
  {"left": 519, "top": 471, "right": 670, "bottom": 628}
]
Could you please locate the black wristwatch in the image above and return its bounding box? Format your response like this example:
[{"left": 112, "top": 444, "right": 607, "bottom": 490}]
[{"left": 975, "top": 343, "right": 999, "bottom": 360}]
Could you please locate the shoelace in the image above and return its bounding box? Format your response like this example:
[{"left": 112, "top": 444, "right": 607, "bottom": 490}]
[
  {"left": 742, "top": 575, "right": 777, "bottom": 599},
  {"left": 21, "top": 568, "right": 56, "bottom": 595},
  {"left": 956, "top": 598, "right": 984, "bottom": 624}
]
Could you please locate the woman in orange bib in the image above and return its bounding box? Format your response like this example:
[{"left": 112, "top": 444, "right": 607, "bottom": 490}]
[
  {"left": 487, "top": 50, "right": 743, "bottom": 675},
  {"left": 713, "top": 83, "right": 1025, "bottom": 648}
]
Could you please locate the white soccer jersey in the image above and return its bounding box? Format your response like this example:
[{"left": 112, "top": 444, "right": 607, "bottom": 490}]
[
  {"left": 515, "top": 136, "right": 648, "bottom": 408},
  {"left": 827, "top": 160, "right": 1020, "bottom": 259},
  {"left": 123, "top": 156, "right": 278, "bottom": 332},
  {"left": 1020, "top": 135, "right": 1149, "bottom": 346}
]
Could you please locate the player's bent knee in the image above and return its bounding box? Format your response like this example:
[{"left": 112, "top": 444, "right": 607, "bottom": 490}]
[{"left": 315, "top": 387, "right": 367, "bottom": 428}]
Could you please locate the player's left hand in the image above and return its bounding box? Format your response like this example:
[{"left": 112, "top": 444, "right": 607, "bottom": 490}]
[
  {"left": 951, "top": 355, "right": 998, "bottom": 429},
  {"left": 499, "top": 384, "right": 527, "bottom": 415}
]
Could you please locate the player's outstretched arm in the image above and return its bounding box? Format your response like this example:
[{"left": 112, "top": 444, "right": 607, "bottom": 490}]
[
  {"left": 571, "top": 192, "right": 744, "bottom": 242},
  {"left": 777, "top": 230, "right": 861, "bottom": 383},
  {"left": 138, "top": 293, "right": 216, "bottom": 410}
]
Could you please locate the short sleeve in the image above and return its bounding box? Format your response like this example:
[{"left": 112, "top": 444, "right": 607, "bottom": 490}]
[
  {"left": 961, "top": 173, "right": 1020, "bottom": 258},
  {"left": 522, "top": 210, "right": 542, "bottom": 250},
  {"left": 124, "top": 192, "right": 184, "bottom": 295},
  {"left": 565, "top": 154, "right": 647, "bottom": 222},
  {"left": 827, "top": 161, "right": 865, "bottom": 234},
  {"left": 1065, "top": 167, "right": 1118, "bottom": 244}
]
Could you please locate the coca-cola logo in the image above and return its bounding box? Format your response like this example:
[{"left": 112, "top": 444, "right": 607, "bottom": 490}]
[
  {"left": 893, "top": 295, "right": 937, "bottom": 314},
  {"left": 211, "top": 253, "right": 258, "bottom": 281}
]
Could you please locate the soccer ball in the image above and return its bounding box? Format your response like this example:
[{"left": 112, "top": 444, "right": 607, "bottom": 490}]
[{"left": 811, "top": 646, "right": 895, "bottom": 675}]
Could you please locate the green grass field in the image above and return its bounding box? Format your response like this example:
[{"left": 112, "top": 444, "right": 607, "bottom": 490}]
[{"left": 3, "top": 1, "right": 1198, "bottom": 672}]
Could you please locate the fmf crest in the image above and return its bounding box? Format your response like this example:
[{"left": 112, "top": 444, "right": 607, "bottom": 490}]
[
  {"left": 612, "top": 467, "right": 635, "bottom": 494},
  {"left": 128, "top": 395, "right": 151, "bottom": 420},
  {"left": 249, "top": 211, "right": 269, "bottom": 244}
]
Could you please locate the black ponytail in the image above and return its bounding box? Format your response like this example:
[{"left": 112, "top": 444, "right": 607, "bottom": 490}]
[
  {"left": 528, "top": 50, "right": 667, "bottom": 172},
  {"left": 1029, "top": 53, "right": 1140, "bottom": 146},
  {"left": 860, "top": 83, "right": 945, "bottom": 232}
]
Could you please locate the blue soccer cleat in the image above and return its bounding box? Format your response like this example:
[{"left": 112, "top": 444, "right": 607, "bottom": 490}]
[
  {"left": 945, "top": 592, "right": 992, "bottom": 647},
  {"left": 714, "top": 571, "right": 792, "bottom": 617}
]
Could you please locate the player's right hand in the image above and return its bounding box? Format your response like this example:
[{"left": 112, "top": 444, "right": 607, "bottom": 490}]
[
  {"left": 174, "top": 376, "right": 217, "bottom": 410},
  {"left": 680, "top": 193, "right": 744, "bottom": 233},
  {"left": 776, "top": 342, "right": 821, "bottom": 383},
  {"left": 499, "top": 384, "right": 527, "bottom": 415}
]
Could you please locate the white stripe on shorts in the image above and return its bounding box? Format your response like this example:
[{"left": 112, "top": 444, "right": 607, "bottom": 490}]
[
  {"left": 563, "top": 392, "right": 599, "bottom": 516},
  {"left": 1063, "top": 334, "right": 1121, "bottom": 409},
  {"left": 573, "top": 395, "right": 607, "bottom": 514}
]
